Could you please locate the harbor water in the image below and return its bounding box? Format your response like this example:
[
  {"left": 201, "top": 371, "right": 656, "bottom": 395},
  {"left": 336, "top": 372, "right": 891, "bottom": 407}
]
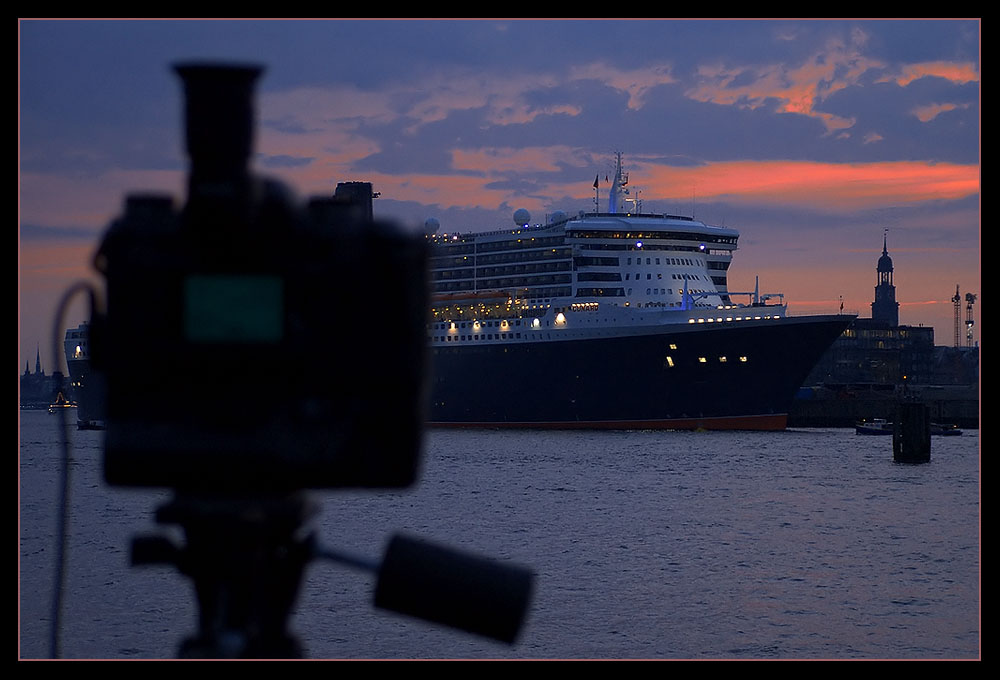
[{"left": 19, "top": 409, "right": 980, "bottom": 659}]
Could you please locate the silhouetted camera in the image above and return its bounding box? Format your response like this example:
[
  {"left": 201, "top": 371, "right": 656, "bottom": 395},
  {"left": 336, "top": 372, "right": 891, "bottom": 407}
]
[{"left": 90, "top": 63, "right": 429, "bottom": 491}]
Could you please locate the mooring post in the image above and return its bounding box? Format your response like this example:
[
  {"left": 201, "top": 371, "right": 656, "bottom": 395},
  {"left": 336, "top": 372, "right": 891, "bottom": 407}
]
[{"left": 893, "top": 401, "right": 931, "bottom": 463}]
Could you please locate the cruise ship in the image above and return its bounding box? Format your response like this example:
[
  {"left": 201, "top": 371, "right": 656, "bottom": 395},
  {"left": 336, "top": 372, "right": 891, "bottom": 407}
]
[{"left": 425, "top": 155, "right": 852, "bottom": 430}]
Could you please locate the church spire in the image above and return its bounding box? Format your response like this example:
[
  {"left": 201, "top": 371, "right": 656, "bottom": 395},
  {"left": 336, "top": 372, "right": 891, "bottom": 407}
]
[{"left": 871, "top": 229, "right": 899, "bottom": 326}]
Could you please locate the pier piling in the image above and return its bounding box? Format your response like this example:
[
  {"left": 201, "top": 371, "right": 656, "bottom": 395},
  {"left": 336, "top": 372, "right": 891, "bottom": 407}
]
[{"left": 893, "top": 401, "right": 931, "bottom": 463}]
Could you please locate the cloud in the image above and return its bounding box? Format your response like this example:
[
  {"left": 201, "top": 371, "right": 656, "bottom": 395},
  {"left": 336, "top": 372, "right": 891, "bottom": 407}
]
[
  {"left": 910, "top": 101, "right": 970, "bottom": 123},
  {"left": 683, "top": 32, "right": 886, "bottom": 134},
  {"left": 630, "top": 158, "right": 979, "bottom": 209},
  {"left": 889, "top": 61, "right": 979, "bottom": 87},
  {"left": 568, "top": 62, "right": 677, "bottom": 109}
]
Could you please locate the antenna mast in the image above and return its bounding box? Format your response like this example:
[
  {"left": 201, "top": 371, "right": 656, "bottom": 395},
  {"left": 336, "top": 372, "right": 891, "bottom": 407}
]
[{"left": 952, "top": 285, "right": 961, "bottom": 347}]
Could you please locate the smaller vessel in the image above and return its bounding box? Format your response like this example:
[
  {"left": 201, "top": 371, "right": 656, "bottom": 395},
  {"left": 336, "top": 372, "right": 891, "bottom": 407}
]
[
  {"left": 856, "top": 418, "right": 964, "bottom": 436},
  {"left": 855, "top": 418, "right": 892, "bottom": 435},
  {"left": 47, "top": 392, "right": 76, "bottom": 414},
  {"left": 930, "top": 423, "right": 963, "bottom": 436}
]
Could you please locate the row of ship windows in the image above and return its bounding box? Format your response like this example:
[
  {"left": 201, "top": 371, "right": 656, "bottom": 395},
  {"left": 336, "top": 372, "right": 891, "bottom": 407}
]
[
  {"left": 475, "top": 236, "right": 567, "bottom": 253},
  {"left": 623, "top": 273, "right": 707, "bottom": 282},
  {"left": 426, "top": 330, "right": 752, "bottom": 366},
  {"left": 432, "top": 262, "right": 708, "bottom": 288},
  {"left": 432, "top": 252, "right": 724, "bottom": 270},
  {"left": 664, "top": 355, "right": 749, "bottom": 367},
  {"left": 432, "top": 282, "right": 573, "bottom": 296},
  {"left": 628, "top": 256, "right": 699, "bottom": 266},
  {"left": 575, "top": 243, "right": 730, "bottom": 254},
  {"left": 433, "top": 333, "right": 523, "bottom": 342},
  {"left": 429, "top": 243, "right": 570, "bottom": 260},
  {"left": 433, "top": 262, "right": 573, "bottom": 280},
  {"left": 646, "top": 288, "right": 690, "bottom": 296},
  {"left": 566, "top": 230, "right": 737, "bottom": 244},
  {"left": 432, "top": 319, "right": 528, "bottom": 330},
  {"left": 431, "top": 231, "right": 737, "bottom": 253},
  {"left": 430, "top": 251, "right": 729, "bottom": 278}
]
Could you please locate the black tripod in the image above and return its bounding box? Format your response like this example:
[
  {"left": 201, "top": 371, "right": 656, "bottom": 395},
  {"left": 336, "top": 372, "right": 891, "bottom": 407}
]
[{"left": 132, "top": 493, "right": 534, "bottom": 658}]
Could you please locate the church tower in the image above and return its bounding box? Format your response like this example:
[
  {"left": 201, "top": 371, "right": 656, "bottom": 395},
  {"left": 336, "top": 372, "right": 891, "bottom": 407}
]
[{"left": 871, "top": 231, "right": 899, "bottom": 326}]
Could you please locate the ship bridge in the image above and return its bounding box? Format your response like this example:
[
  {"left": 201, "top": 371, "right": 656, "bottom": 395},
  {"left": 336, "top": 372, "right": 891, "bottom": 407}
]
[{"left": 564, "top": 212, "right": 738, "bottom": 310}]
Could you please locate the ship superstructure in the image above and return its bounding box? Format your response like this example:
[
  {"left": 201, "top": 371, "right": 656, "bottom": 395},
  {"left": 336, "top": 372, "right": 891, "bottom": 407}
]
[
  {"left": 63, "top": 322, "right": 106, "bottom": 429},
  {"left": 428, "top": 211, "right": 746, "bottom": 332}
]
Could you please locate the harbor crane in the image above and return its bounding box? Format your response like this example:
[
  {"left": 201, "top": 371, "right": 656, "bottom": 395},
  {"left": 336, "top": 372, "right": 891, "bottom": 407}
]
[{"left": 965, "top": 292, "right": 976, "bottom": 346}]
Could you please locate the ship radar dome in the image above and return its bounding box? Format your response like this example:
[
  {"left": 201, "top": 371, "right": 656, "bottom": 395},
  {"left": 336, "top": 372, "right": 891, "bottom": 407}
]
[
  {"left": 548, "top": 210, "right": 567, "bottom": 224},
  {"left": 424, "top": 217, "right": 440, "bottom": 235},
  {"left": 513, "top": 208, "right": 531, "bottom": 226}
]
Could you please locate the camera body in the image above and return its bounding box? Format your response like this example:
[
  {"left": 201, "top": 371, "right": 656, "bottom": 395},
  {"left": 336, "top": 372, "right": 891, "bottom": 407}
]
[{"left": 90, "top": 64, "right": 428, "bottom": 491}]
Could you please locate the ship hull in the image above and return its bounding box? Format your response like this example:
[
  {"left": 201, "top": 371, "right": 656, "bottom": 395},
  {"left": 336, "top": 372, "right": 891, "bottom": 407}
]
[
  {"left": 428, "top": 314, "right": 850, "bottom": 431},
  {"left": 67, "top": 357, "right": 106, "bottom": 429}
]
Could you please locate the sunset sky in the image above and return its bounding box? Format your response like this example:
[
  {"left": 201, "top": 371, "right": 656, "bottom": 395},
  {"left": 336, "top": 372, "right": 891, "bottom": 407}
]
[{"left": 18, "top": 19, "right": 980, "bottom": 375}]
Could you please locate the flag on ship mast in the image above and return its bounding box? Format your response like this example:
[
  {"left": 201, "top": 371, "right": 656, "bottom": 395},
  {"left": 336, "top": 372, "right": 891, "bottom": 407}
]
[{"left": 593, "top": 175, "right": 599, "bottom": 188}]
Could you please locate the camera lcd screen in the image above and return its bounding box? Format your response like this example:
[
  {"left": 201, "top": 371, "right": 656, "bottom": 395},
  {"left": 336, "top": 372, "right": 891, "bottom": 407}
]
[{"left": 184, "top": 274, "right": 284, "bottom": 344}]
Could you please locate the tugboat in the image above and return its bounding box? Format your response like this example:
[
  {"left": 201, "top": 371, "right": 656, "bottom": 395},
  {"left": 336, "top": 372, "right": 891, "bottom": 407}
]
[
  {"left": 930, "top": 422, "right": 963, "bottom": 436},
  {"left": 855, "top": 418, "right": 893, "bottom": 435}
]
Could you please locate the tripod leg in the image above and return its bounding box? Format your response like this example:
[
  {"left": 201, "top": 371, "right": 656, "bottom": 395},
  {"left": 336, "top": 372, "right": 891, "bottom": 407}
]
[{"left": 154, "top": 494, "right": 315, "bottom": 659}]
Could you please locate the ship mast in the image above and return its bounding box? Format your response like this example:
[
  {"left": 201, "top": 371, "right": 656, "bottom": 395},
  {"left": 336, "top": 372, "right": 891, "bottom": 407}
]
[{"left": 607, "top": 152, "right": 628, "bottom": 214}]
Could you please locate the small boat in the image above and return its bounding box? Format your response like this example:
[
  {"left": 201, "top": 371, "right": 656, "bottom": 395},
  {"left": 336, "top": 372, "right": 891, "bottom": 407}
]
[
  {"left": 47, "top": 392, "right": 77, "bottom": 414},
  {"left": 855, "top": 418, "right": 892, "bottom": 435},
  {"left": 931, "top": 423, "right": 963, "bottom": 436}
]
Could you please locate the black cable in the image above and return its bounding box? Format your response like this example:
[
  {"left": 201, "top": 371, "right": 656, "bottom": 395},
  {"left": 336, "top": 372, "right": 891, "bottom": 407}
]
[{"left": 47, "top": 281, "right": 99, "bottom": 659}]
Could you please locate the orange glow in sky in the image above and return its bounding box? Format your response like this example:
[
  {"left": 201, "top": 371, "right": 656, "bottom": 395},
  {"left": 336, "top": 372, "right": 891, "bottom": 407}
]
[
  {"left": 18, "top": 20, "right": 980, "bottom": 375},
  {"left": 622, "top": 159, "right": 979, "bottom": 209}
]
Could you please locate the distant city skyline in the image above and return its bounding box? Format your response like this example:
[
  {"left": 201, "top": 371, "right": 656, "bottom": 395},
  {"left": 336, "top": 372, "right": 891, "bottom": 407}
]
[{"left": 19, "top": 19, "right": 980, "bottom": 373}]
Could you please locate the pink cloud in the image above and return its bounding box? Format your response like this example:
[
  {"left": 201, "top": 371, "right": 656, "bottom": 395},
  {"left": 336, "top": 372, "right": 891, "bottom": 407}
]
[
  {"left": 686, "top": 33, "right": 882, "bottom": 132},
  {"left": 892, "top": 61, "right": 979, "bottom": 87},
  {"left": 622, "top": 159, "right": 979, "bottom": 209},
  {"left": 911, "top": 101, "right": 969, "bottom": 123}
]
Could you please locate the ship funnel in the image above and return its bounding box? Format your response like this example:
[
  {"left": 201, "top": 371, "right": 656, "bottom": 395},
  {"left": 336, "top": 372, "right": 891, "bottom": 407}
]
[{"left": 174, "top": 63, "right": 263, "bottom": 210}]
